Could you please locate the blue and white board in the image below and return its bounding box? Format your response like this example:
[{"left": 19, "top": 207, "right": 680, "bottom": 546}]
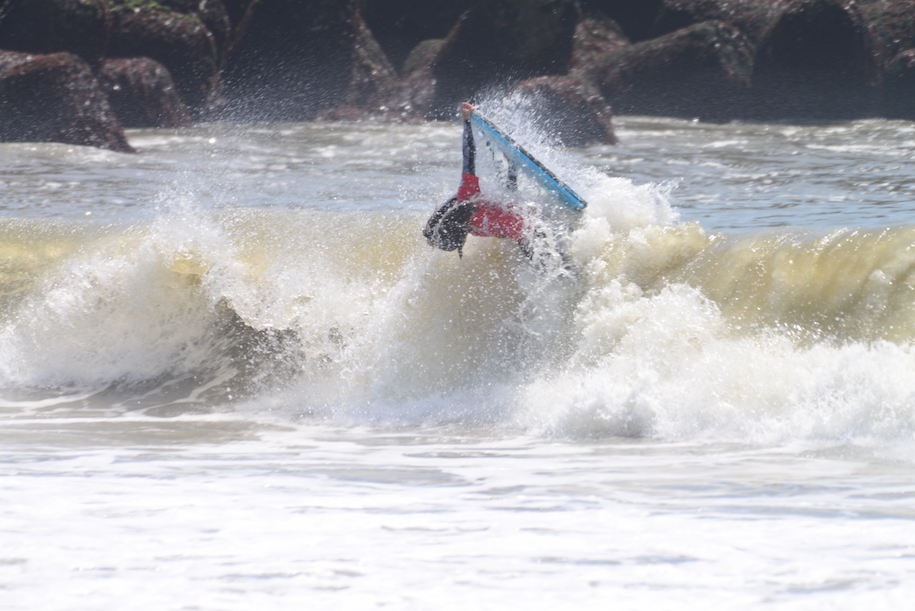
[{"left": 470, "top": 112, "right": 587, "bottom": 211}]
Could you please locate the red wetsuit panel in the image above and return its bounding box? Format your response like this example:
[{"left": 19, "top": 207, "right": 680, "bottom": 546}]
[
  {"left": 457, "top": 172, "right": 525, "bottom": 241},
  {"left": 457, "top": 172, "right": 480, "bottom": 200},
  {"left": 469, "top": 205, "right": 525, "bottom": 241}
]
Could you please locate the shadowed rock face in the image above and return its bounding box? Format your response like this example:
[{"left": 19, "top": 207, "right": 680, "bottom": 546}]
[
  {"left": 749, "top": 0, "right": 875, "bottom": 121},
  {"left": 509, "top": 76, "right": 617, "bottom": 146},
  {"left": 578, "top": 0, "right": 664, "bottom": 42},
  {"left": 107, "top": 3, "right": 220, "bottom": 116},
  {"left": 154, "top": 0, "right": 232, "bottom": 65},
  {"left": 430, "top": 0, "right": 579, "bottom": 116},
  {"left": 575, "top": 20, "right": 753, "bottom": 121},
  {"left": 649, "top": 0, "right": 885, "bottom": 120},
  {"left": 0, "top": 0, "right": 112, "bottom": 65},
  {"left": 9, "top": 0, "right": 915, "bottom": 150},
  {"left": 98, "top": 57, "right": 192, "bottom": 128},
  {"left": 858, "top": 0, "right": 915, "bottom": 118},
  {"left": 653, "top": 0, "right": 788, "bottom": 45},
  {"left": 221, "top": 0, "right": 394, "bottom": 122},
  {"left": 0, "top": 51, "right": 134, "bottom": 152},
  {"left": 360, "top": 0, "right": 475, "bottom": 73},
  {"left": 570, "top": 12, "right": 630, "bottom": 71}
]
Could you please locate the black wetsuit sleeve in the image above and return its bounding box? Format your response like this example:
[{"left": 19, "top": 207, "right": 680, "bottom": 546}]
[{"left": 462, "top": 119, "right": 475, "bottom": 176}]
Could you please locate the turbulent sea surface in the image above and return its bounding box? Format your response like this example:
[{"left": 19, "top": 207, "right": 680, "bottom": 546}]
[{"left": 3, "top": 110, "right": 915, "bottom": 609}]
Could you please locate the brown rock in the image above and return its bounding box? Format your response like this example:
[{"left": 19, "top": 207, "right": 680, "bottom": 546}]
[
  {"left": 402, "top": 39, "right": 447, "bottom": 76},
  {"left": 751, "top": 0, "right": 876, "bottom": 120},
  {"left": 222, "top": 0, "right": 252, "bottom": 26},
  {"left": 360, "top": 0, "right": 475, "bottom": 72},
  {"left": 97, "top": 57, "right": 192, "bottom": 128},
  {"left": 108, "top": 3, "right": 220, "bottom": 114},
  {"left": 653, "top": 0, "right": 788, "bottom": 45},
  {"left": 509, "top": 76, "right": 617, "bottom": 146},
  {"left": 348, "top": 11, "right": 398, "bottom": 109},
  {"left": 652, "top": 0, "right": 882, "bottom": 119},
  {"left": 575, "top": 20, "right": 753, "bottom": 121},
  {"left": 0, "top": 0, "right": 112, "bottom": 65},
  {"left": 222, "top": 0, "right": 395, "bottom": 121},
  {"left": 357, "top": 63, "right": 439, "bottom": 122},
  {"left": 0, "top": 51, "right": 134, "bottom": 152},
  {"left": 570, "top": 12, "right": 630, "bottom": 71},
  {"left": 884, "top": 48, "right": 915, "bottom": 118},
  {"left": 155, "top": 0, "right": 232, "bottom": 66},
  {"left": 430, "top": 0, "right": 579, "bottom": 116},
  {"left": 578, "top": 0, "right": 665, "bottom": 42}
]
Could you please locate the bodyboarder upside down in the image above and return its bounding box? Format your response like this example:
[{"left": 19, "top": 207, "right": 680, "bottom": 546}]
[{"left": 423, "top": 102, "right": 537, "bottom": 259}]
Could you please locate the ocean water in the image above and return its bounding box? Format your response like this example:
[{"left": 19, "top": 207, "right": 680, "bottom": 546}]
[{"left": 2, "top": 108, "right": 915, "bottom": 609}]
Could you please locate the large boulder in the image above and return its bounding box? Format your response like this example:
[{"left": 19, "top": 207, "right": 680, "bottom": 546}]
[
  {"left": 750, "top": 0, "right": 876, "bottom": 120},
  {"left": 430, "top": 0, "right": 579, "bottom": 116},
  {"left": 652, "top": 0, "right": 879, "bottom": 120},
  {"left": 155, "top": 0, "right": 232, "bottom": 66},
  {"left": 577, "top": 0, "right": 665, "bottom": 42},
  {"left": 356, "top": 53, "right": 439, "bottom": 122},
  {"left": 97, "top": 57, "right": 192, "bottom": 128},
  {"left": 884, "top": 48, "right": 915, "bottom": 118},
  {"left": 653, "top": 0, "right": 788, "bottom": 45},
  {"left": 221, "top": 0, "right": 395, "bottom": 121},
  {"left": 508, "top": 76, "right": 617, "bottom": 146},
  {"left": 0, "top": 0, "right": 112, "bottom": 65},
  {"left": 857, "top": 0, "right": 915, "bottom": 118},
  {"left": 0, "top": 51, "right": 134, "bottom": 152},
  {"left": 570, "top": 12, "right": 631, "bottom": 71},
  {"left": 107, "top": 1, "right": 221, "bottom": 115},
  {"left": 360, "top": 0, "right": 475, "bottom": 72},
  {"left": 222, "top": 0, "right": 252, "bottom": 26},
  {"left": 574, "top": 20, "right": 753, "bottom": 121},
  {"left": 348, "top": 11, "right": 399, "bottom": 109},
  {"left": 362, "top": 4, "right": 623, "bottom": 135}
]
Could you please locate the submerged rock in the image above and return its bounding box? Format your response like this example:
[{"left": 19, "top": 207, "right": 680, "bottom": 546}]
[{"left": 0, "top": 51, "right": 134, "bottom": 152}]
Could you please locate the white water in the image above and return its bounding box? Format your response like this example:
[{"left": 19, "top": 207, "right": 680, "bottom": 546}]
[{"left": 2, "top": 114, "right": 915, "bottom": 608}]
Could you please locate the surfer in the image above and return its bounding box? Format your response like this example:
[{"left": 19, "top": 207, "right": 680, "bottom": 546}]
[{"left": 423, "top": 102, "right": 533, "bottom": 259}]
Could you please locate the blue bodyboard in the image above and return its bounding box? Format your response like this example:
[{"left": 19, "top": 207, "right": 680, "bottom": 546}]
[{"left": 470, "top": 112, "right": 587, "bottom": 211}]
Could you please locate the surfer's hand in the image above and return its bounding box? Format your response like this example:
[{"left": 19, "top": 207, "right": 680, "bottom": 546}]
[{"left": 461, "top": 102, "right": 475, "bottom": 121}]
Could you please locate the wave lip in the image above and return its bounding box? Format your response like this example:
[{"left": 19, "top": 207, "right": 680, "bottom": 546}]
[{"left": 2, "top": 185, "right": 915, "bottom": 449}]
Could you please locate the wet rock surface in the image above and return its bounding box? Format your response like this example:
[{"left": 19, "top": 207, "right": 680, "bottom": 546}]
[
  {"left": 3, "top": 0, "right": 915, "bottom": 149},
  {"left": 0, "top": 50, "right": 134, "bottom": 152}
]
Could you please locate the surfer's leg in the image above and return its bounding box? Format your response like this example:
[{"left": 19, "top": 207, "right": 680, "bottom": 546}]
[{"left": 462, "top": 113, "right": 476, "bottom": 176}]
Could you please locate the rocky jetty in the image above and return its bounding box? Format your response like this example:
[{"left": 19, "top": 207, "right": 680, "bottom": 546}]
[
  {"left": 0, "top": 50, "right": 134, "bottom": 152},
  {"left": 2, "top": 0, "right": 915, "bottom": 150}
]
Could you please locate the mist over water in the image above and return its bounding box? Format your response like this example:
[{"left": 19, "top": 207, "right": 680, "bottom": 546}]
[{"left": 3, "top": 113, "right": 915, "bottom": 608}]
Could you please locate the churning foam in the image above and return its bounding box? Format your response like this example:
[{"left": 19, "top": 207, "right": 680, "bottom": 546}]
[{"left": 2, "top": 137, "right": 915, "bottom": 449}]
